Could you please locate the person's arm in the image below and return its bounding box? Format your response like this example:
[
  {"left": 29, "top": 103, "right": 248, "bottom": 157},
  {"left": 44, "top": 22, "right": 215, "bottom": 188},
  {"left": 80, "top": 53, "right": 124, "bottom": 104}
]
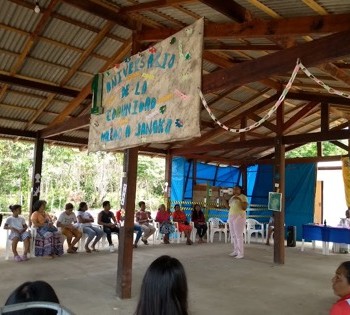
[
  {"left": 223, "top": 195, "right": 230, "bottom": 209},
  {"left": 111, "top": 213, "right": 118, "bottom": 225},
  {"left": 77, "top": 214, "right": 84, "bottom": 224},
  {"left": 97, "top": 212, "right": 103, "bottom": 226},
  {"left": 155, "top": 211, "right": 161, "bottom": 223}
]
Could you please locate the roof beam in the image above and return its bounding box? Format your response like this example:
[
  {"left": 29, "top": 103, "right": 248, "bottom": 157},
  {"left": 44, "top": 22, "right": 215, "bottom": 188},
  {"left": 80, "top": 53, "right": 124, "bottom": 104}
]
[
  {"left": 61, "top": 0, "right": 133, "bottom": 30},
  {"left": 138, "top": 13, "right": 350, "bottom": 42},
  {"left": 283, "top": 101, "right": 319, "bottom": 131},
  {"left": 287, "top": 91, "right": 350, "bottom": 105},
  {"left": 202, "top": 30, "right": 350, "bottom": 94},
  {"left": 171, "top": 128, "right": 350, "bottom": 155},
  {"left": 119, "top": 0, "right": 195, "bottom": 13},
  {"left": 205, "top": 43, "right": 281, "bottom": 51},
  {"left": 198, "top": 0, "right": 253, "bottom": 23},
  {"left": 41, "top": 114, "right": 90, "bottom": 138},
  {"left": 0, "top": 73, "right": 85, "bottom": 98}
]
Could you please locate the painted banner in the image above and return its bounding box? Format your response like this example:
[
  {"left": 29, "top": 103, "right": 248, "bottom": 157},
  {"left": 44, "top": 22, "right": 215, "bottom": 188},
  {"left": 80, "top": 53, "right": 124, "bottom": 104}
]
[
  {"left": 342, "top": 157, "right": 350, "bottom": 207},
  {"left": 88, "top": 19, "right": 204, "bottom": 152}
]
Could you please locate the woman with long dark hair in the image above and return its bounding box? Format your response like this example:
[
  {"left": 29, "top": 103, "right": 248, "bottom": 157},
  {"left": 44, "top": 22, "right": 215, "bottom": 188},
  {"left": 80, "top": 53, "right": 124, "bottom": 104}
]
[
  {"left": 191, "top": 204, "right": 207, "bottom": 243},
  {"left": 135, "top": 255, "right": 188, "bottom": 315}
]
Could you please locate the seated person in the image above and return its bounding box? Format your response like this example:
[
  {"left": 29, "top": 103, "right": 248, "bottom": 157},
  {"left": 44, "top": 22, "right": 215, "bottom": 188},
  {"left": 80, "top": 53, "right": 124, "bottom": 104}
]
[
  {"left": 77, "top": 202, "right": 104, "bottom": 253},
  {"left": 172, "top": 204, "right": 193, "bottom": 245},
  {"left": 4, "top": 204, "right": 31, "bottom": 262},
  {"left": 330, "top": 261, "right": 350, "bottom": 314},
  {"left": 265, "top": 215, "right": 274, "bottom": 246},
  {"left": 116, "top": 208, "right": 143, "bottom": 248},
  {"left": 98, "top": 200, "right": 119, "bottom": 252},
  {"left": 57, "top": 203, "right": 82, "bottom": 254},
  {"left": 135, "top": 201, "right": 156, "bottom": 245},
  {"left": 155, "top": 204, "right": 175, "bottom": 244},
  {"left": 339, "top": 209, "right": 350, "bottom": 228},
  {"left": 31, "top": 200, "right": 63, "bottom": 258},
  {"left": 191, "top": 204, "right": 207, "bottom": 243}
]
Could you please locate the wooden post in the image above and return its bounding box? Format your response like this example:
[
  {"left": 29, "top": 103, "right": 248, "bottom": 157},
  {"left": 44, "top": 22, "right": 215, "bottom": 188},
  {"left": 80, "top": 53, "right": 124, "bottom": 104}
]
[
  {"left": 165, "top": 154, "right": 172, "bottom": 209},
  {"left": 116, "top": 148, "right": 138, "bottom": 298},
  {"left": 116, "top": 26, "right": 141, "bottom": 299},
  {"left": 29, "top": 134, "right": 44, "bottom": 223},
  {"left": 274, "top": 101, "right": 285, "bottom": 264}
]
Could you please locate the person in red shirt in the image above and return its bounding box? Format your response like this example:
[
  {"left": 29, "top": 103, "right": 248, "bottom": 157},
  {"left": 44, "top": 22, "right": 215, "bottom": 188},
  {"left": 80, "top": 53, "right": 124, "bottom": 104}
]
[
  {"left": 330, "top": 261, "right": 350, "bottom": 315},
  {"left": 115, "top": 208, "right": 143, "bottom": 248}
]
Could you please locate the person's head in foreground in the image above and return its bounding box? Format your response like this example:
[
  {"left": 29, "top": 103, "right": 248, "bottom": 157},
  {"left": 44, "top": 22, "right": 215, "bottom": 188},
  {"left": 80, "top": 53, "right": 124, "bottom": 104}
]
[
  {"left": 330, "top": 261, "right": 350, "bottom": 314},
  {"left": 5, "top": 281, "right": 59, "bottom": 315},
  {"left": 135, "top": 255, "right": 188, "bottom": 315}
]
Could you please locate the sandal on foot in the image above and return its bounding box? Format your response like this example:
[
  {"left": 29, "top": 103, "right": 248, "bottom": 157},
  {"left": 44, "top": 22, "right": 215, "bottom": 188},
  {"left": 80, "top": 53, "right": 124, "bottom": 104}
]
[
  {"left": 21, "top": 254, "right": 29, "bottom": 261},
  {"left": 14, "top": 255, "right": 22, "bottom": 262},
  {"left": 85, "top": 247, "right": 92, "bottom": 253}
]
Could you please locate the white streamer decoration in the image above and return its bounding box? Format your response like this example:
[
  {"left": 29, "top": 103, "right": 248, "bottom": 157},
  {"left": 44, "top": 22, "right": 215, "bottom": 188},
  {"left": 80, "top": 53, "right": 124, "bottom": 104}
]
[
  {"left": 298, "top": 62, "right": 350, "bottom": 99},
  {"left": 199, "top": 59, "right": 350, "bottom": 134},
  {"left": 198, "top": 60, "right": 300, "bottom": 133}
]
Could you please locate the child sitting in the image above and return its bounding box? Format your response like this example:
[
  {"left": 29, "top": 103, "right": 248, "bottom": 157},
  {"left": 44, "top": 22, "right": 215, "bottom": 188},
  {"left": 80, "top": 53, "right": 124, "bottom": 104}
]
[{"left": 4, "top": 204, "right": 31, "bottom": 262}]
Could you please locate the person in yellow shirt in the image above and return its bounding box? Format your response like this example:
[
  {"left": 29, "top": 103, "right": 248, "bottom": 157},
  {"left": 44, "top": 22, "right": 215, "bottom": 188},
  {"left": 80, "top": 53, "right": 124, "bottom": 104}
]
[{"left": 224, "top": 185, "right": 248, "bottom": 259}]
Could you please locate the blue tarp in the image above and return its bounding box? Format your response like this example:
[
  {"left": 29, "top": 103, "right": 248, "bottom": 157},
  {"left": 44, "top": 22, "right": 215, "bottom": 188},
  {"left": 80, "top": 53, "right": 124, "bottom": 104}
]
[{"left": 171, "top": 158, "right": 316, "bottom": 240}]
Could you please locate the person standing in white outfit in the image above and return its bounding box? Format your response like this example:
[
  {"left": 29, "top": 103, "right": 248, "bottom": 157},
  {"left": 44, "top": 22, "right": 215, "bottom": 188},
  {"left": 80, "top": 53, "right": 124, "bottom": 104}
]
[{"left": 224, "top": 185, "right": 248, "bottom": 259}]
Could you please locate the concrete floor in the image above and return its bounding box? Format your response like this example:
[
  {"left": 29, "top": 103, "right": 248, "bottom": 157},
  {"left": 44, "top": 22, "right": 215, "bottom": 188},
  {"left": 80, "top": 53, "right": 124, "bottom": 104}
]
[{"left": 0, "top": 230, "right": 346, "bottom": 315}]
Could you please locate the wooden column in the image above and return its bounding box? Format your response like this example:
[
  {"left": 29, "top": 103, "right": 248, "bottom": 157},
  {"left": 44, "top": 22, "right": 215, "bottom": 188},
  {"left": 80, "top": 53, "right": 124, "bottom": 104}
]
[
  {"left": 29, "top": 134, "right": 44, "bottom": 222},
  {"left": 116, "top": 148, "right": 138, "bottom": 298},
  {"left": 116, "top": 27, "right": 140, "bottom": 299},
  {"left": 274, "top": 102, "right": 285, "bottom": 264},
  {"left": 165, "top": 154, "right": 172, "bottom": 209}
]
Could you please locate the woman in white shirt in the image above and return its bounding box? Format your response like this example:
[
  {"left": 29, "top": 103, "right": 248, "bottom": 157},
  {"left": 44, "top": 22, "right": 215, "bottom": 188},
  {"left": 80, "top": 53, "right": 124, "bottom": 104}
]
[
  {"left": 4, "top": 204, "right": 31, "bottom": 262},
  {"left": 77, "top": 202, "right": 104, "bottom": 253},
  {"left": 224, "top": 185, "right": 248, "bottom": 259}
]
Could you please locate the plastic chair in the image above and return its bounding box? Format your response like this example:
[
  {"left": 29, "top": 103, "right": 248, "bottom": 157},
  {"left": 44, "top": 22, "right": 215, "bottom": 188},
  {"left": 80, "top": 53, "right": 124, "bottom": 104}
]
[
  {"left": 78, "top": 224, "right": 106, "bottom": 251},
  {"left": 208, "top": 218, "right": 228, "bottom": 243},
  {"left": 246, "top": 218, "right": 264, "bottom": 243},
  {"left": 5, "top": 229, "right": 34, "bottom": 260},
  {"left": 0, "top": 301, "right": 75, "bottom": 315}
]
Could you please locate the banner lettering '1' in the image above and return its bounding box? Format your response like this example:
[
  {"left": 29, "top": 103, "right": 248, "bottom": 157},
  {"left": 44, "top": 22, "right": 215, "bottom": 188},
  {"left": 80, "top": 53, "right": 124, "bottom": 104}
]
[{"left": 88, "top": 19, "right": 204, "bottom": 152}]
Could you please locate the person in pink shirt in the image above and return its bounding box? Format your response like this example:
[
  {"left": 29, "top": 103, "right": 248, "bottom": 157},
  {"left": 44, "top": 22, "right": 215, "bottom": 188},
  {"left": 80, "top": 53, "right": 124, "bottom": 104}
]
[
  {"left": 155, "top": 204, "right": 175, "bottom": 244},
  {"left": 330, "top": 261, "right": 350, "bottom": 315}
]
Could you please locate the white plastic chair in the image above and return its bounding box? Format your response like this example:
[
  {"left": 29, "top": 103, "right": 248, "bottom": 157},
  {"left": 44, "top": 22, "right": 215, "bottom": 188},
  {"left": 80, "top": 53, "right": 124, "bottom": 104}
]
[
  {"left": 78, "top": 224, "right": 106, "bottom": 251},
  {"left": 5, "top": 229, "right": 34, "bottom": 260},
  {"left": 208, "top": 218, "right": 228, "bottom": 243},
  {"left": 246, "top": 218, "right": 264, "bottom": 243}
]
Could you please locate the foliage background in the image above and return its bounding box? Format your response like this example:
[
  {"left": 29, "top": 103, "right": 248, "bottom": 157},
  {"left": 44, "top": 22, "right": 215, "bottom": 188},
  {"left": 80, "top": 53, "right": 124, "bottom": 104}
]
[{"left": 0, "top": 140, "right": 165, "bottom": 212}]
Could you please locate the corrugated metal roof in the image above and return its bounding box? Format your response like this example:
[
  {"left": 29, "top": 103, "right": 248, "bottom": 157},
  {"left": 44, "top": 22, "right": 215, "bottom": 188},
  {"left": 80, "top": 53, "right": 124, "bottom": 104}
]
[
  {"left": 318, "top": 0, "right": 350, "bottom": 14},
  {"left": 0, "top": 0, "right": 41, "bottom": 32},
  {"left": 0, "top": 29, "right": 27, "bottom": 53},
  {"left": 2, "top": 90, "right": 42, "bottom": 109},
  {"left": 55, "top": 2, "right": 106, "bottom": 28},
  {"left": 30, "top": 41, "right": 81, "bottom": 68},
  {"left": 0, "top": 52, "right": 16, "bottom": 72},
  {"left": 42, "top": 18, "right": 96, "bottom": 50},
  {"left": 182, "top": 3, "right": 234, "bottom": 23},
  {"left": 20, "top": 58, "right": 68, "bottom": 84},
  {"left": 93, "top": 38, "right": 123, "bottom": 58}
]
